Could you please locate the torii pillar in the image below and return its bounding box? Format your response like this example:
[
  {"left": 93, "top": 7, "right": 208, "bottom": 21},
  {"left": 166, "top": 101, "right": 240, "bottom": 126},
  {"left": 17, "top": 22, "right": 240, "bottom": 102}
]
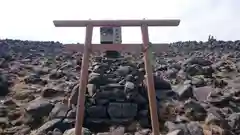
[{"left": 53, "top": 19, "right": 180, "bottom": 135}]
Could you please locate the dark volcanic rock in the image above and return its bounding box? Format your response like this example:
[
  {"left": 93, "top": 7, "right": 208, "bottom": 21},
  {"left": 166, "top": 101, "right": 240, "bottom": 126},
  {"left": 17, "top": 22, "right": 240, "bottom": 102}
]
[
  {"left": 183, "top": 56, "right": 212, "bottom": 66},
  {"left": 88, "top": 72, "right": 106, "bottom": 85},
  {"left": 49, "top": 102, "right": 71, "bottom": 120},
  {"left": 68, "top": 84, "right": 80, "bottom": 106},
  {"left": 186, "top": 122, "right": 204, "bottom": 135},
  {"left": 164, "top": 121, "right": 204, "bottom": 135},
  {"left": 86, "top": 105, "right": 107, "bottom": 118},
  {"left": 153, "top": 76, "right": 172, "bottom": 90},
  {"left": 41, "top": 87, "right": 59, "bottom": 97},
  {"left": 227, "top": 113, "right": 240, "bottom": 134},
  {"left": 32, "top": 118, "right": 72, "bottom": 134},
  {"left": 193, "top": 86, "right": 213, "bottom": 101},
  {"left": 25, "top": 98, "right": 54, "bottom": 118},
  {"left": 175, "top": 84, "right": 193, "bottom": 100},
  {"left": 107, "top": 102, "right": 138, "bottom": 119},
  {"left": 0, "top": 73, "right": 9, "bottom": 96},
  {"left": 49, "top": 70, "right": 65, "bottom": 80},
  {"left": 24, "top": 74, "right": 47, "bottom": 85},
  {"left": 184, "top": 99, "right": 207, "bottom": 121},
  {"left": 3, "top": 38, "right": 240, "bottom": 134}
]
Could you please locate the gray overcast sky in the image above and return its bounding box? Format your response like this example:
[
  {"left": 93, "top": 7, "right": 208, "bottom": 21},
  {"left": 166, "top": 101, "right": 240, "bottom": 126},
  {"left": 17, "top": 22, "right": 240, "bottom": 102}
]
[{"left": 0, "top": 0, "right": 239, "bottom": 44}]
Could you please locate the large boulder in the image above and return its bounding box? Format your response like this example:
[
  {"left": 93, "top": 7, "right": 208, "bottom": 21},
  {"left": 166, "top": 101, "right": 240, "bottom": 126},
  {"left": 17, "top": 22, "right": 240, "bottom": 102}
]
[{"left": 25, "top": 98, "right": 54, "bottom": 118}]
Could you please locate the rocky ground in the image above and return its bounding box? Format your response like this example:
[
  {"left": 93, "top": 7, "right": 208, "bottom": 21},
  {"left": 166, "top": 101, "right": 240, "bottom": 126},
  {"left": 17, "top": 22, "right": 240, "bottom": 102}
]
[{"left": 1, "top": 38, "right": 240, "bottom": 135}]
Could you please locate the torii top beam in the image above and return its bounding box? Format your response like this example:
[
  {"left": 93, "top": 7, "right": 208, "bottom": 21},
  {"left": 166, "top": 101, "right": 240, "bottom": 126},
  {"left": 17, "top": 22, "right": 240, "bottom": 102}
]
[{"left": 53, "top": 19, "right": 180, "bottom": 27}]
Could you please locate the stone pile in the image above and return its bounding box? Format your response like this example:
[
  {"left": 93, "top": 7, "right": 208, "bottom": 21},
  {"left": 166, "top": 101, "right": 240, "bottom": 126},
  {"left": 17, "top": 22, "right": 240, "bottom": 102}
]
[{"left": 67, "top": 57, "right": 175, "bottom": 128}]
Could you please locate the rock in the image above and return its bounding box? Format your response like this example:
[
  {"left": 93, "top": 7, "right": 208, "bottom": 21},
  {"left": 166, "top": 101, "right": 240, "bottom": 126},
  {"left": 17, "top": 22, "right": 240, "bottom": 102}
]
[
  {"left": 33, "top": 67, "right": 49, "bottom": 75},
  {"left": 13, "top": 89, "right": 34, "bottom": 100},
  {"left": 41, "top": 87, "right": 59, "bottom": 97},
  {"left": 2, "top": 99, "right": 18, "bottom": 109},
  {"left": 164, "top": 121, "right": 204, "bottom": 135},
  {"left": 153, "top": 76, "right": 172, "bottom": 90},
  {"left": 138, "top": 118, "right": 150, "bottom": 128},
  {"left": 164, "top": 121, "right": 189, "bottom": 134},
  {"left": 175, "top": 84, "right": 193, "bottom": 100},
  {"left": 66, "top": 108, "right": 76, "bottom": 119},
  {"left": 108, "top": 102, "right": 138, "bottom": 119},
  {"left": 3, "top": 125, "right": 30, "bottom": 135},
  {"left": 87, "top": 84, "right": 97, "bottom": 97},
  {"left": 110, "top": 126, "right": 125, "bottom": 135},
  {"left": 116, "top": 66, "right": 131, "bottom": 76},
  {"left": 95, "top": 89, "right": 125, "bottom": 102},
  {"left": 166, "top": 69, "right": 178, "bottom": 79},
  {"left": 97, "top": 133, "right": 110, "bottom": 135},
  {"left": 187, "top": 122, "right": 204, "bottom": 135},
  {"left": 191, "top": 76, "right": 206, "bottom": 87},
  {"left": 183, "top": 56, "right": 212, "bottom": 66},
  {"left": 0, "top": 74, "right": 9, "bottom": 96},
  {"left": 52, "top": 128, "right": 63, "bottom": 135},
  {"left": 134, "top": 129, "right": 151, "bottom": 135},
  {"left": 86, "top": 105, "right": 107, "bottom": 118},
  {"left": 227, "top": 113, "right": 240, "bottom": 133},
  {"left": 0, "top": 117, "right": 8, "bottom": 126},
  {"left": 88, "top": 72, "right": 105, "bottom": 85},
  {"left": 205, "top": 112, "right": 223, "bottom": 126},
  {"left": 32, "top": 119, "right": 62, "bottom": 134},
  {"left": 63, "top": 127, "right": 91, "bottom": 135},
  {"left": 185, "top": 64, "right": 203, "bottom": 76},
  {"left": 101, "top": 83, "right": 124, "bottom": 91},
  {"left": 166, "top": 130, "right": 184, "bottom": 135},
  {"left": 184, "top": 99, "right": 207, "bottom": 121},
  {"left": 175, "top": 115, "right": 190, "bottom": 123},
  {"left": 68, "top": 84, "right": 79, "bottom": 106},
  {"left": 24, "top": 74, "right": 46, "bottom": 85},
  {"left": 124, "top": 81, "right": 139, "bottom": 100},
  {"left": 131, "top": 93, "right": 148, "bottom": 104},
  {"left": 213, "top": 79, "right": 228, "bottom": 88},
  {"left": 125, "top": 74, "right": 135, "bottom": 82},
  {"left": 49, "top": 70, "right": 65, "bottom": 79},
  {"left": 156, "top": 90, "right": 178, "bottom": 100},
  {"left": 92, "top": 64, "right": 109, "bottom": 74},
  {"left": 124, "top": 82, "right": 135, "bottom": 93},
  {"left": 193, "top": 86, "right": 213, "bottom": 101},
  {"left": 206, "top": 107, "right": 226, "bottom": 124},
  {"left": 34, "top": 118, "right": 74, "bottom": 134},
  {"left": 202, "top": 66, "right": 214, "bottom": 77},
  {"left": 207, "top": 92, "right": 232, "bottom": 106},
  {"left": 49, "top": 102, "right": 70, "bottom": 120},
  {"left": 26, "top": 97, "right": 54, "bottom": 118}
]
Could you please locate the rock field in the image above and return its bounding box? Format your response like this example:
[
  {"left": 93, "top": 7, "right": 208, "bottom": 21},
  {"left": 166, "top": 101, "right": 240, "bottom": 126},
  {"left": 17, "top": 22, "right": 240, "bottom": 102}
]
[{"left": 1, "top": 37, "right": 240, "bottom": 135}]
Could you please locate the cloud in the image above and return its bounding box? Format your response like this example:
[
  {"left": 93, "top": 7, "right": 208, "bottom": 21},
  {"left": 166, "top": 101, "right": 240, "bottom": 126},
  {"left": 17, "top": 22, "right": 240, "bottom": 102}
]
[{"left": 0, "top": 0, "right": 239, "bottom": 43}]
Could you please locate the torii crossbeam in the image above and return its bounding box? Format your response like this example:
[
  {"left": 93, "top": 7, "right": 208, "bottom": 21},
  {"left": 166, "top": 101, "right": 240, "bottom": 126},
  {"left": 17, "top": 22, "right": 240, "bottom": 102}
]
[{"left": 53, "top": 19, "right": 180, "bottom": 135}]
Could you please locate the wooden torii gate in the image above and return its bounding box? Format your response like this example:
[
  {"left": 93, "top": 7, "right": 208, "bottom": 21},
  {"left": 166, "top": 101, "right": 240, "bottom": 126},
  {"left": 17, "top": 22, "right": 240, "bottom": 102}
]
[{"left": 53, "top": 19, "right": 180, "bottom": 135}]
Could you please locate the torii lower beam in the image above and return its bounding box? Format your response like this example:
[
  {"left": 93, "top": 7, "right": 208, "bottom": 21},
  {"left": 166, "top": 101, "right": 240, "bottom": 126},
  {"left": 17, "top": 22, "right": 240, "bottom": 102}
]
[{"left": 53, "top": 19, "right": 180, "bottom": 135}]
